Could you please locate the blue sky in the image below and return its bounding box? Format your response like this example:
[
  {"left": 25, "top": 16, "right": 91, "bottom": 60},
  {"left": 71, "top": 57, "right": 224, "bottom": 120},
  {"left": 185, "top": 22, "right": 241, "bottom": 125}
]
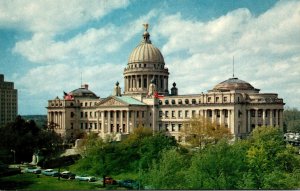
[{"left": 0, "top": 0, "right": 299, "bottom": 115}]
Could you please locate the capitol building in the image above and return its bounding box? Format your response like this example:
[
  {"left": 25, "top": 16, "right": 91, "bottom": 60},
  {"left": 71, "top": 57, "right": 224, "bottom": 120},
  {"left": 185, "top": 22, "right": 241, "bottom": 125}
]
[{"left": 47, "top": 25, "right": 285, "bottom": 142}]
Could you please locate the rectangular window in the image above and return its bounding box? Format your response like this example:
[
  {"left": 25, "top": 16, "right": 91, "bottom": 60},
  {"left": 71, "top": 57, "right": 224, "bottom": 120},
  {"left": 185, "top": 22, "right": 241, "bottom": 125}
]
[
  {"left": 172, "top": 111, "right": 175, "bottom": 117},
  {"left": 165, "top": 111, "right": 169, "bottom": 118},
  {"left": 94, "top": 123, "right": 97, "bottom": 129},
  {"left": 258, "top": 110, "right": 262, "bottom": 117},
  {"left": 216, "top": 97, "right": 219, "bottom": 102},
  {"left": 251, "top": 110, "right": 255, "bottom": 117},
  {"left": 225, "top": 110, "right": 228, "bottom": 118},
  {"left": 172, "top": 124, "right": 175, "bottom": 131},
  {"left": 81, "top": 123, "right": 83, "bottom": 129},
  {"left": 178, "top": 111, "right": 182, "bottom": 118},
  {"left": 208, "top": 110, "right": 212, "bottom": 117},
  {"left": 185, "top": 110, "right": 189, "bottom": 118},
  {"left": 81, "top": 112, "right": 83, "bottom": 118},
  {"left": 192, "top": 110, "right": 196, "bottom": 117},
  {"left": 216, "top": 110, "right": 220, "bottom": 118},
  {"left": 178, "top": 124, "right": 182, "bottom": 131},
  {"left": 85, "top": 123, "right": 88, "bottom": 129},
  {"left": 165, "top": 124, "right": 168, "bottom": 131},
  {"left": 71, "top": 123, "right": 73, "bottom": 129},
  {"left": 85, "top": 112, "right": 88, "bottom": 118},
  {"left": 224, "top": 97, "right": 227, "bottom": 102},
  {"left": 208, "top": 97, "right": 211, "bottom": 102},
  {"left": 159, "top": 111, "right": 163, "bottom": 117}
]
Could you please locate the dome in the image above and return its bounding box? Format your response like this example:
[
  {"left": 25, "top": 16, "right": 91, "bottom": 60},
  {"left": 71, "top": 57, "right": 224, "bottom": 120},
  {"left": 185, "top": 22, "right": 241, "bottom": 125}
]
[
  {"left": 213, "top": 78, "right": 258, "bottom": 92},
  {"left": 128, "top": 43, "right": 164, "bottom": 64},
  {"left": 128, "top": 26, "right": 164, "bottom": 64},
  {"left": 69, "top": 84, "right": 99, "bottom": 98}
]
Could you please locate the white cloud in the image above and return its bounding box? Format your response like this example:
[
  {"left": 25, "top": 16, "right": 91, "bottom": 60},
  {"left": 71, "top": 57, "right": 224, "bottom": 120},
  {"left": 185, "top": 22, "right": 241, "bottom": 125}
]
[
  {"left": 0, "top": 0, "right": 129, "bottom": 33},
  {"left": 13, "top": 9, "right": 158, "bottom": 64},
  {"left": 157, "top": 0, "right": 300, "bottom": 108}
]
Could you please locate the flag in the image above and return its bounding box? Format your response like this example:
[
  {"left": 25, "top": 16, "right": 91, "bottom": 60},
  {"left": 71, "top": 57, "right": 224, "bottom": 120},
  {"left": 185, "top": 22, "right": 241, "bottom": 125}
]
[
  {"left": 154, "top": 91, "right": 164, "bottom": 99},
  {"left": 64, "top": 91, "right": 74, "bottom": 100}
]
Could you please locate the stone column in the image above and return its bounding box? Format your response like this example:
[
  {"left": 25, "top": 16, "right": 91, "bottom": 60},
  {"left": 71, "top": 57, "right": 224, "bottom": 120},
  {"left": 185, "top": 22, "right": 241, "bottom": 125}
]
[
  {"left": 247, "top": 110, "right": 251, "bottom": 132},
  {"left": 270, "top": 109, "right": 273, "bottom": 127},
  {"left": 101, "top": 111, "right": 105, "bottom": 135},
  {"left": 141, "top": 75, "right": 144, "bottom": 90},
  {"left": 114, "top": 111, "right": 117, "bottom": 132},
  {"left": 255, "top": 109, "right": 258, "bottom": 127},
  {"left": 107, "top": 111, "right": 111, "bottom": 133},
  {"left": 126, "top": 111, "right": 130, "bottom": 133},
  {"left": 220, "top": 109, "right": 224, "bottom": 126},
  {"left": 262, "top": 109, "right": 266, "bottom": 126},
  {"left": 132, "top": 111, "right": 136, "bottom": 129},
  {"left": 275, "top": 109, "right": 278, "bottom": 126},
  {"left": 120, "top": 110, "right": 123, "bottom": 133}
]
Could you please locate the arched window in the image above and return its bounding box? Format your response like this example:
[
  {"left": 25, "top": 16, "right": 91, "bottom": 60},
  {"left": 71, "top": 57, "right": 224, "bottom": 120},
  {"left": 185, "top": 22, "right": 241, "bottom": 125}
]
[{"left": 185, "top": 99, "right": 189, "bottom": 104}]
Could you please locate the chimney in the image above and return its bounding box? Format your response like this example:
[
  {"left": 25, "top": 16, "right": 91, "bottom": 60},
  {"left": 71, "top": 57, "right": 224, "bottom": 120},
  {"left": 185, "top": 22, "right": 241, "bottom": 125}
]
[{"left": 81, "top": 84, "right": 89, "bottom": 89}]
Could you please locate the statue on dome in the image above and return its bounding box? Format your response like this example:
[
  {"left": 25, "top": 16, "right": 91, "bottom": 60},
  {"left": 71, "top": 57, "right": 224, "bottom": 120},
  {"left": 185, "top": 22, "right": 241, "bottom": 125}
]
[
  {"left": 143, "top": 23, "right": 149, "bottom": 31},
  {"left": 147, "top": 78, "right": 156, "bottom": 97}
]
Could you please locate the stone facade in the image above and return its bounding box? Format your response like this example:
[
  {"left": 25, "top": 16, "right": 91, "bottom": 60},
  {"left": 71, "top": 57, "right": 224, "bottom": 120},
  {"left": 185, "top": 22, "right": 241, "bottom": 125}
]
[
  {"left": 47, "top": 25, "right": 284, "bottom": 142},
  {"left": 0, "top": 74, "right": 18, "bottom": 127}
]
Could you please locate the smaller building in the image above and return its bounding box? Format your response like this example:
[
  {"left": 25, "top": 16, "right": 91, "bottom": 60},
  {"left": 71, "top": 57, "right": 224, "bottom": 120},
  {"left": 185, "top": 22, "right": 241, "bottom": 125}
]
[{"left": 0, "top": 74, "right": 18, "bottom": 127}]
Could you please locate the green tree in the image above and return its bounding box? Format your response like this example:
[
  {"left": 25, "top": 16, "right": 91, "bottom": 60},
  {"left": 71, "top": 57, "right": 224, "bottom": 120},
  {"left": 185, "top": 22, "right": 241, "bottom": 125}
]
[
  {"left": 241, "top": 126, "right": 300, "bottom": 189},
  {"left": 283, "top": 108, "right": 300, "bottom": 132},
  {"left": 182, "top": 116, "right": 232, "bottom": 148},
  {"left": 0, "top": 116, "right": 62, "bottom": 163},
  {"left": 187, "top": 140, "right": 248, "bottom": 189},
  {"left": 141, "top": 148, "right": 187, "bottom": 189}
]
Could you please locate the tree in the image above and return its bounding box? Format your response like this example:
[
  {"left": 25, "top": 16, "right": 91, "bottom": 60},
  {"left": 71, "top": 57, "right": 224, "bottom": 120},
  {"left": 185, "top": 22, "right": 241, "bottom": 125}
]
[
  {"left": 283, "top": 108, "right": 300, "bottom": 132},
  {"left": 182, "top": 116, "right": 232, "bottom": 148},
  {"left": 187, "top": 140, "right": 248, "bottom": 189},
  {"left": 141, "top": 148, "right": 187, "bottom": 189},
  {"left": 0, "top": 116, "right": 62, "bottom": 163},
  {"left": 241, "top": 126, "right": 300, "bottom": 189}
]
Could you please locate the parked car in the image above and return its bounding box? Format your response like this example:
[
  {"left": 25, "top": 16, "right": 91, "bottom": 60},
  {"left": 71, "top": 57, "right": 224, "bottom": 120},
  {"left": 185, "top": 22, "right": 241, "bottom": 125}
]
[
  {"left": 60, "top": 171, "right": 76, "bottom": 179},
  {"left": 75, "top": 175, "right": 96, "bottom": 182},
  {"left": 24, "top": 167, "right": 41, "bottom": 174},
  {"left": 103, "top": 176, "right": 117, "bottom": 185},
  {"left": 118, "top": 179, "right": 139, "bottom": 188},
  {"left": 41, "top": 169, "right": 59, "bottom": 177}
]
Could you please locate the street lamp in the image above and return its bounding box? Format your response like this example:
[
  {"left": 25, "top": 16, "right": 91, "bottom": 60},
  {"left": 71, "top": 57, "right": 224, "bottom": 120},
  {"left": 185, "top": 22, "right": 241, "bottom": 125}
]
[{"left": 10, "top": 149, "right": 16, "bottom": 164}]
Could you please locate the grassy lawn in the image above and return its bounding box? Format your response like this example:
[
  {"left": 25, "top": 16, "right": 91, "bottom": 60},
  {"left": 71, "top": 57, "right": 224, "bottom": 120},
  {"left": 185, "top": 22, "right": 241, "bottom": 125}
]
[{"left": 0, "top": 173, "right": 103, "bottom": 190}]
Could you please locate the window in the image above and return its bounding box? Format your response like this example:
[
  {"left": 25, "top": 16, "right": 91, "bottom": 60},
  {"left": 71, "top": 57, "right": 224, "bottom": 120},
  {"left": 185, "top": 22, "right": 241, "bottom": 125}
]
[
  {"left": 85, "top": 123, "right": 88, "bottom": 129},
  {"left": 165, "top": 124, "right": 168, "bottom": 131},
  {"left": 258, "top": 110, "right": 262, "bottom": 117},
  {"left": 171, "top": 99, "right": 176, "bottom": 104},
  {"left": 185, "top": 99, "right": 189, "bottom": 104},
  {"left": 192, "top": 99, "right": 196, "bottom": 104},
  {"left": 81, "top": 123, "right": 83, "bottom": 129},
  {"left": 208, "top": 110, "right": 212, "bottom": 117},
  {"left": 165, "top": 111, "right": 169, "bottom": 118},
  {"left": 85, "top": 112, "right": 87, "bottom": 118},
  {"left": 172, "top": 111, "right": 175, "bottom": 117},
  {"left": 159, "top": 100, "right": 162, "bottom": 105},
  {"left": 208, "top": 97, "right": 211, "bottom": 102},
  {"left": 137, "top": 111, "right": 139, "bottom": 118},
  {"left": 192, "top": 110, "right": 196, "bottom": 117},
  {"left": 225, "top": 110, "right": 228, "bottom": 118},
  {"left": 159, "top": 123, "right": 162, "bottom": 131},
  {"left": 81, "top": 112, "right": 83, "bottom": 118},
  {"left": 178, "top": 99, "right": 182, "bottom": 104},
  {"left": 165, "top": 100, "right": 169, "bottom": 105},
  {"left": 71, "top": 123, "right": 73, "bottom": 129},
  {"left": 178, "top": 110, "right": 182, "bottom": 118},
  {"left": 159, "top": 111, "right": 163, "bottom": 117},
  {"left": 178, "top": 124, "right": 182, "bottom": 131},
  {"left": 142, "top": 111, "right": 145, "bottom": 118},
  {"left": 216, "top": 110, "right": 220, "bottom": 117},
  {"left": 71, "top": 112, "right": 74, "bottom": 118},
  {"left": 85, "top": 102, "right": 87, "bottom": 106},
  {"left": 251, "top": 110, "right": 255, "bottom": 117},
  {"left": 216, "top": 97, "right": 219, "bottom": 102},
  {"left": 94, "top": 123, "right": 97, "bottom": 129},
  {"left": 185, "top": 110, "right": 189, "bottom": 118},
  {"left": 224, "top": 97, "right": 227, "bottom": 102},
  {"left": 172, "top": 124, "right": 175, "bottom": 131}
]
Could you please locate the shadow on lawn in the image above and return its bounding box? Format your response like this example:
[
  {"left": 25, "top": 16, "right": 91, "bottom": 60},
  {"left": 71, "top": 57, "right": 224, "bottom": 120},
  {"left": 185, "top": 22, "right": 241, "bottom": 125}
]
[{"left": 0, "top": 178, "right": 34, "bottom": 190}]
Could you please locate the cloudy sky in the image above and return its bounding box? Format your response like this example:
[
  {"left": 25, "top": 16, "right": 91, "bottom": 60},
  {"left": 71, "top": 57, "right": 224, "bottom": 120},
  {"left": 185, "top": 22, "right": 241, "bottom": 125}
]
[{"left": 0, "top": 0, "right": 299, "bottom": 115}]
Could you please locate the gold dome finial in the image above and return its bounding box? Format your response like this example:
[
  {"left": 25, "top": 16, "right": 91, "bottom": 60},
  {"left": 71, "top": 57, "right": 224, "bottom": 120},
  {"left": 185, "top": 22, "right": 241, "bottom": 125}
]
[{"left": 143, "top": 23, "right": 149, "bottom": 31}]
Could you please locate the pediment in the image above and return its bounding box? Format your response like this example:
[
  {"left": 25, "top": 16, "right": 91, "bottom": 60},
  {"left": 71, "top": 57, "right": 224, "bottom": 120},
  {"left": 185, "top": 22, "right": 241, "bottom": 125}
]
[{"left": 99, "top": 97, "right": 127, "bottom": 107}]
